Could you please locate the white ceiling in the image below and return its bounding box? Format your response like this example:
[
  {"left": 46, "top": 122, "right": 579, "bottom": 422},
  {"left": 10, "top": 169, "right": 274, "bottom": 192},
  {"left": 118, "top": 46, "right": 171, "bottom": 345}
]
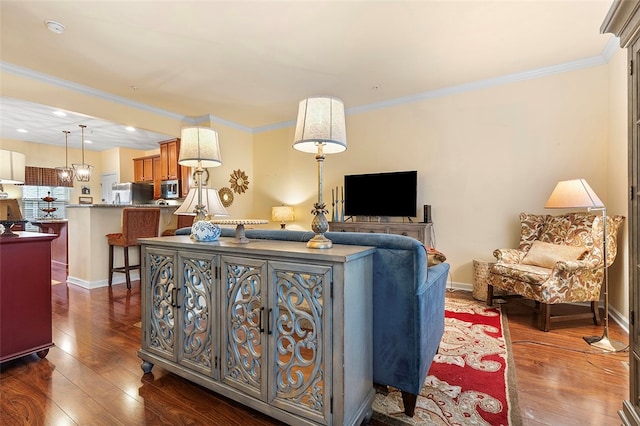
[{"left": 0, "top": 0, "right": 617, "bottom": 152}]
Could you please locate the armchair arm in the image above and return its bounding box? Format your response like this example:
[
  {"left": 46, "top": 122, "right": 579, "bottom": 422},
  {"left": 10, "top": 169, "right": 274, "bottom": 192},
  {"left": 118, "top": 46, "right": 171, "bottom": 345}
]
[
  {"left": 493, "top": 248, "right": 526, "bottom": 264},
  {"left": 551, "top": 259, "right": 598, "bottom": 273}
]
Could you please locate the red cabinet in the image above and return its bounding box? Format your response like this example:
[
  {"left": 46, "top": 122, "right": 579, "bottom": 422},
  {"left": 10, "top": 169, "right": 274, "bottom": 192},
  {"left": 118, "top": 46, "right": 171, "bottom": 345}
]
[{"left": 0, "top": 232, "right": 56, "bottom": 362}]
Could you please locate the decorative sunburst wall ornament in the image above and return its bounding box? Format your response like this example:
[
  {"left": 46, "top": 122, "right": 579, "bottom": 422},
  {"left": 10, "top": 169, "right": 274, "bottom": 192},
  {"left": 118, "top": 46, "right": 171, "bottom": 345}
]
[
  {"left": 218, "top": 187, "right": 234, "bottom": 207},
  {"left": 229, "top": 169, "right": 249, "bottom": 194}
]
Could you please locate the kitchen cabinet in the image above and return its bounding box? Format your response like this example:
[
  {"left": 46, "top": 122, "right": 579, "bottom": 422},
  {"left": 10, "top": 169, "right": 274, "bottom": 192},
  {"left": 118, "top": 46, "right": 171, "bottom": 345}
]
[
  {"left": 0, "top": 232, "right": 56, "bottom": 362},
  {"left": 180, "top": 165, "right": 191, "bottom": 197},
  {"left": 133, "top": 155, "right": 157, "bottom": 183},
  {"left": 153, "top": 156, "right": 162, "bottom": 199},
  {"left": 159, "top": 138, "right": 181, "bottom": 181},
  {"left": 138, "top": 236, "right": 375, "bottom": 426}
]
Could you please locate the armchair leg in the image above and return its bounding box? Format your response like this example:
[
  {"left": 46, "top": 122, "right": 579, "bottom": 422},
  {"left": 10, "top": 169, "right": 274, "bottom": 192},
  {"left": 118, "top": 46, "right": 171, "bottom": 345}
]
[
  {"left": 540, "top": 303, "right": 551, "bottom": 332},
  {"left": 401, "top": 391, "right": 418, "bottom": 417},
  {"left": 487, "top": 284, "right": 494, "bottom": 307},
  {"left": 591, "top": 301, "right": 602, "bottom": 326}
]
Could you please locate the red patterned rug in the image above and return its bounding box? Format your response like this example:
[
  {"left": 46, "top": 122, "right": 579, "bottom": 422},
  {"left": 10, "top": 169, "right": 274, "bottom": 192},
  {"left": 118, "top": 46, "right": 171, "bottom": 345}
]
[{"left": 372, "top": 295, "right": 521, "bottom": 425}]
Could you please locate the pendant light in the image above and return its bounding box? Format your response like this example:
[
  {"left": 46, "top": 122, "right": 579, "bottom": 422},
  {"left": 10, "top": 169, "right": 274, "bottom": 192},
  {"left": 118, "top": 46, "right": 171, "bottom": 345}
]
[
  {"left": 72, "top": 124, "right": 93, "bottom": 182},
  {"left": 55, "top": 130, "right": 75, "bottom": 183}
]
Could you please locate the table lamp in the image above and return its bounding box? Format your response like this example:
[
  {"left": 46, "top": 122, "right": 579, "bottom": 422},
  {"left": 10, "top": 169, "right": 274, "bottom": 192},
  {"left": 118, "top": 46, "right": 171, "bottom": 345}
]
[
  {"left": 178, "top": 127, "right": 224, "bottom": 241},
  {"left": 293, "top": 96, "right": 347, "bottom": 249},
  {"left": 272, "top": 206, "right": 295, "bottom": 229}
]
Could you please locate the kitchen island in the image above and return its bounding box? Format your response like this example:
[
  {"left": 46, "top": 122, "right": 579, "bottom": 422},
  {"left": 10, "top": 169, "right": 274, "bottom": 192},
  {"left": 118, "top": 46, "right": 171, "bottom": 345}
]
[
  {"left": 67, "top": 204, "right": 179, "bottom": 289},
  {"left": 31, "top": 218, "right": 68, "bottom": 278}
]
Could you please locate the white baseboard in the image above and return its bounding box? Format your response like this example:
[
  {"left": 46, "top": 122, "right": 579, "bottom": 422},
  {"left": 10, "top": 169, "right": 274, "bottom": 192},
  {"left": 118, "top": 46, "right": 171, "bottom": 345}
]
[{"left": 67, "top": 271, "right": 140, "bottom": 289}]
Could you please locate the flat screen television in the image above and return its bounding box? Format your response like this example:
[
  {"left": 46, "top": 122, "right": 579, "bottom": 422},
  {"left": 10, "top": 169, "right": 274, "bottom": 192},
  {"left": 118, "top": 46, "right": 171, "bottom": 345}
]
[{"left": 344, "top": 170, "right": 417, "bottom": 218}]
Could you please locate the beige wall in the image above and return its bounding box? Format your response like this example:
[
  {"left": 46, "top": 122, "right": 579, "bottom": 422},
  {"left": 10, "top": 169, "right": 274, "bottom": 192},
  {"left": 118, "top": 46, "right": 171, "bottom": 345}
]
[{"left": 254, "top": 64, "right": 616, "bottom": 289}]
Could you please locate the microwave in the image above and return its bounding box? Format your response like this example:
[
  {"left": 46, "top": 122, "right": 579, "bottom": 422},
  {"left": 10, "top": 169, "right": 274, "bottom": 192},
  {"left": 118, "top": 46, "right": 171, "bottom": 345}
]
[{"left": 161, "top": 180, "right": 180, "bottom": 199}]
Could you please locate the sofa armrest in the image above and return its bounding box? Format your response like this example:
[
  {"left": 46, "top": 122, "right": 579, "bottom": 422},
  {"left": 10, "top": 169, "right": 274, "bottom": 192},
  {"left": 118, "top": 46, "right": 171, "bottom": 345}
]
[{"left": 493, "top": 248, "right": 525, "bottom": 264}]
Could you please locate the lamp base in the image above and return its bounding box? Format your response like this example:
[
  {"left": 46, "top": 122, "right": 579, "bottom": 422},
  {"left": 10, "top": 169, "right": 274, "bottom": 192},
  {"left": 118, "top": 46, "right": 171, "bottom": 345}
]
[
  {"left": 307, "top": 233, "right": 333, "bottom": 249},
  {"left": 583, "top": 334, "right": 627, "bottom": 352}
]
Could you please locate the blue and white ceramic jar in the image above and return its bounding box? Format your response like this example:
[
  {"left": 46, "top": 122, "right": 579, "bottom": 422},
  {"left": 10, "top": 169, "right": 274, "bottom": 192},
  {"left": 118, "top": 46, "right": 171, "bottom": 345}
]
[{"left": 191, "top": 220, "right": 221, "bottom": 242}]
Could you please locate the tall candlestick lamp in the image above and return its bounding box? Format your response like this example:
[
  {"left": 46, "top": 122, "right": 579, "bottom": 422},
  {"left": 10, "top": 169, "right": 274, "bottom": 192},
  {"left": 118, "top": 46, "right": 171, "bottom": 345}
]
[{"left": 293, "top": 97, "right": 347, "bottom": 249}]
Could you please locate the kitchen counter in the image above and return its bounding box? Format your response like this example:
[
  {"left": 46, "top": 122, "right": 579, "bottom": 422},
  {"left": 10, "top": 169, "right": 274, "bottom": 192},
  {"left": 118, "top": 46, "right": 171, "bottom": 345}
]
[{"left": 67, "top": 204, "right": 180, "bottom": 289}]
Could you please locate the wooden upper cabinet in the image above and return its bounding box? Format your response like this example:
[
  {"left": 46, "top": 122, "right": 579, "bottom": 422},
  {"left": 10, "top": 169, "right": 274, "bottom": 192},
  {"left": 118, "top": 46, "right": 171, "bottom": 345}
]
[
  {"left": 180, "top": 165, "right": 191, "bottom": 198},
  {"left": 159, "top": 138, "right": 181, "bottom": 181},
  {"left": 153, "top": 156, "right": 162, "bottom": 199},
  {"left": 133, "top": 155, "right": 157, "bottom": 183}
]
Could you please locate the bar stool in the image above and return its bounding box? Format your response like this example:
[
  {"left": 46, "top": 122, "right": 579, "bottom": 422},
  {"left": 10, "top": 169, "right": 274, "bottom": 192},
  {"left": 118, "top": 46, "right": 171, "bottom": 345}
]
[{"left": 106, "top": 208, "right": 161, "bottom": 289}]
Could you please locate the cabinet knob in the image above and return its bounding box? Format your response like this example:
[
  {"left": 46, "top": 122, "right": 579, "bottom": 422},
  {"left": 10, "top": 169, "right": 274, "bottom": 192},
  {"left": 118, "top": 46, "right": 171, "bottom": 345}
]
[{"left": 401, "top": 232, "right": 408, "bottom": 236}]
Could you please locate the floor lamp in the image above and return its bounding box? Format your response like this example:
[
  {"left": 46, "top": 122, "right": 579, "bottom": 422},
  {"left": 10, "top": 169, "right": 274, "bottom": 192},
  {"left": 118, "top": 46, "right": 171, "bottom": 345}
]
[
  {"left": 544, "top": 178, "right": 625, "bottom": 352},
  {"left": 293, "top": 96, "right": 347, "bottom": 249}
]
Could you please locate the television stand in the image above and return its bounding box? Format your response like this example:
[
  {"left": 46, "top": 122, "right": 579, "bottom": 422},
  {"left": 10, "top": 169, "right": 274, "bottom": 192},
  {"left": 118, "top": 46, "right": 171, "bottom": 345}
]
[{"left": 329, "top": 221, "right": 432, "bottom": 246}]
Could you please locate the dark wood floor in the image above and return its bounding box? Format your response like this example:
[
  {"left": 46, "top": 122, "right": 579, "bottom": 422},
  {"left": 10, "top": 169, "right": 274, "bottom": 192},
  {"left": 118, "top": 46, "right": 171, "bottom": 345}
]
[{"left": 0, "top": 276, "right": 629, "bottom": 425}]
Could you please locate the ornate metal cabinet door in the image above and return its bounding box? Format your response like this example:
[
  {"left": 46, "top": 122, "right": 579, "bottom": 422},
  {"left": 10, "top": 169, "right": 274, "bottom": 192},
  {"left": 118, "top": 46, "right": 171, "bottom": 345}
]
[
  {"left": 177, "top": 250, "right": 218, "bottom": 378},
  {"left": 220, "top": 256, "right": 268, "bottom": 400},
  {"left": 267, "top": 261, "right": 332, "bottom": 425},
  {"left": 144, "top": 247, "right": 179, "bottom": 362}
]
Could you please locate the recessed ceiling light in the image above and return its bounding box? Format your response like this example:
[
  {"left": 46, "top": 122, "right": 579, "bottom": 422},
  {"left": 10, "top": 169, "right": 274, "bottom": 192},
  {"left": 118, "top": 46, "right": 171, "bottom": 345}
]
[
  {"left": 53, "top": 110, "right": 67, "bottom": 117},
  {"left": 125, "top": 126, "right": 136, "bottom": 132},
  {"left": 16, "top": 129, "right": 28, "bottom": 133},
  {"left": 84, "top": 139, "right": 93, "bottom": 144},
  {"left": 44, "top": 19, "right": 65, "bottom": 34}
]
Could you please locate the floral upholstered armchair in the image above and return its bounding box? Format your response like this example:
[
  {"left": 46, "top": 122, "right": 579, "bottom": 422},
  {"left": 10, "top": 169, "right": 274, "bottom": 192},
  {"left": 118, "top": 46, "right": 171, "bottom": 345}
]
[{"left": 487, "top": 212, "right": 624, "bottom": 331}]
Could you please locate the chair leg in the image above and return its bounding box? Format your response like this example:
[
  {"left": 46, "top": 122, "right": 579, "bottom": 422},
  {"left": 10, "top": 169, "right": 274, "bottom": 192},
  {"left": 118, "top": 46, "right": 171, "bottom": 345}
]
[
  {"left": 108, "top": 244, "right": 114, "bottom": 286},
  {"left": 487, "top": 284, "right": 494, "bottom": 306},
  {"left": 540, "top": 303, "right": 551, "bottom": 332},
  {"left": 401, "top": 391, "right": 418, "bottom": 417},
  {"left": 124, "top": 246, "right": 131, "bottom": 289},
  {"left": 592, "top": 301, "right": 602, "bottom": 326}
]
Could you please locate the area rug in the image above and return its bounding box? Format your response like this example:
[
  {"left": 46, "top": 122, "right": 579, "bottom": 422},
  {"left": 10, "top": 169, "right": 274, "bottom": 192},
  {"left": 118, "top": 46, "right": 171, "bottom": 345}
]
[{"left": 372, "top": 296, "right": 521, "bottom": 425}]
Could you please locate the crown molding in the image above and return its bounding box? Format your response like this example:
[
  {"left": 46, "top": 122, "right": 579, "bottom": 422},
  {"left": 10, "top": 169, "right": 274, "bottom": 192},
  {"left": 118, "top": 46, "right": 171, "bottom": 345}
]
[
  {"left": 0, "top": 62, "right": 252, "bottom": 133},
  {"left": 2, "top": 42, "right": 621, "bottom": 137}
]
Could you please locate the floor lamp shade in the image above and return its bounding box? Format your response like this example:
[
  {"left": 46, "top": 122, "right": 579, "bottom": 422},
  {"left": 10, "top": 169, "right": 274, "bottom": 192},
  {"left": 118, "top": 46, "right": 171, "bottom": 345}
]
[
  {"left": 179, "top": 127, "right": 222, "bottom": 168},
  {"left": 0, "top": 150, "right": 26, "bottom": 184},
  {"left": 544, "top": 179, "right": 604, "bottom": 209}
]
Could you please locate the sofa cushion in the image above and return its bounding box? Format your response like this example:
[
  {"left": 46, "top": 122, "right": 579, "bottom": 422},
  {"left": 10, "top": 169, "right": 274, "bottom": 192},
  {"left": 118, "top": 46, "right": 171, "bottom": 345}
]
[{"left": 521, "top": 241, "right": 588, "bottom": 269}]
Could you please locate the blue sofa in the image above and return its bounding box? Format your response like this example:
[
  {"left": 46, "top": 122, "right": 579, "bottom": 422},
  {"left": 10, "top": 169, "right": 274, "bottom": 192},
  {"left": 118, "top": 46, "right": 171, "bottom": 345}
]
[{"left": 175, "top": 227, "right": 449, "bottom": 416}]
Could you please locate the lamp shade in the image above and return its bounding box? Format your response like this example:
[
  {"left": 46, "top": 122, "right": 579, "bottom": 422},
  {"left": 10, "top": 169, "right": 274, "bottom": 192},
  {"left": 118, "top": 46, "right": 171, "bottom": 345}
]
[
  {"left": 0, "top": 150, "right": 26, "bottom": 184},
  {"left": 293, "top": 97, "right": 347, "bottom": 154},
  {"left": 174, "top": 188, "right": 229, "bottom": 217},
  {"left": 544, "top": 179, "right": 604, "bottom": 209},
  {"left": 179, "top": 127, "right": 222, "bottom": 168},
  {"left": 272, "top": 206, "right": 295, "bottom": 223}
]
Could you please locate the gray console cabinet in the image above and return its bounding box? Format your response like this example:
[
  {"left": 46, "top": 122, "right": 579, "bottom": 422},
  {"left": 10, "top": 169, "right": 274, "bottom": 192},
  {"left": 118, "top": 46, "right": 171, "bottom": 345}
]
[{"left": 138, "top": 236, "right": 375, "bottom": 426}]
